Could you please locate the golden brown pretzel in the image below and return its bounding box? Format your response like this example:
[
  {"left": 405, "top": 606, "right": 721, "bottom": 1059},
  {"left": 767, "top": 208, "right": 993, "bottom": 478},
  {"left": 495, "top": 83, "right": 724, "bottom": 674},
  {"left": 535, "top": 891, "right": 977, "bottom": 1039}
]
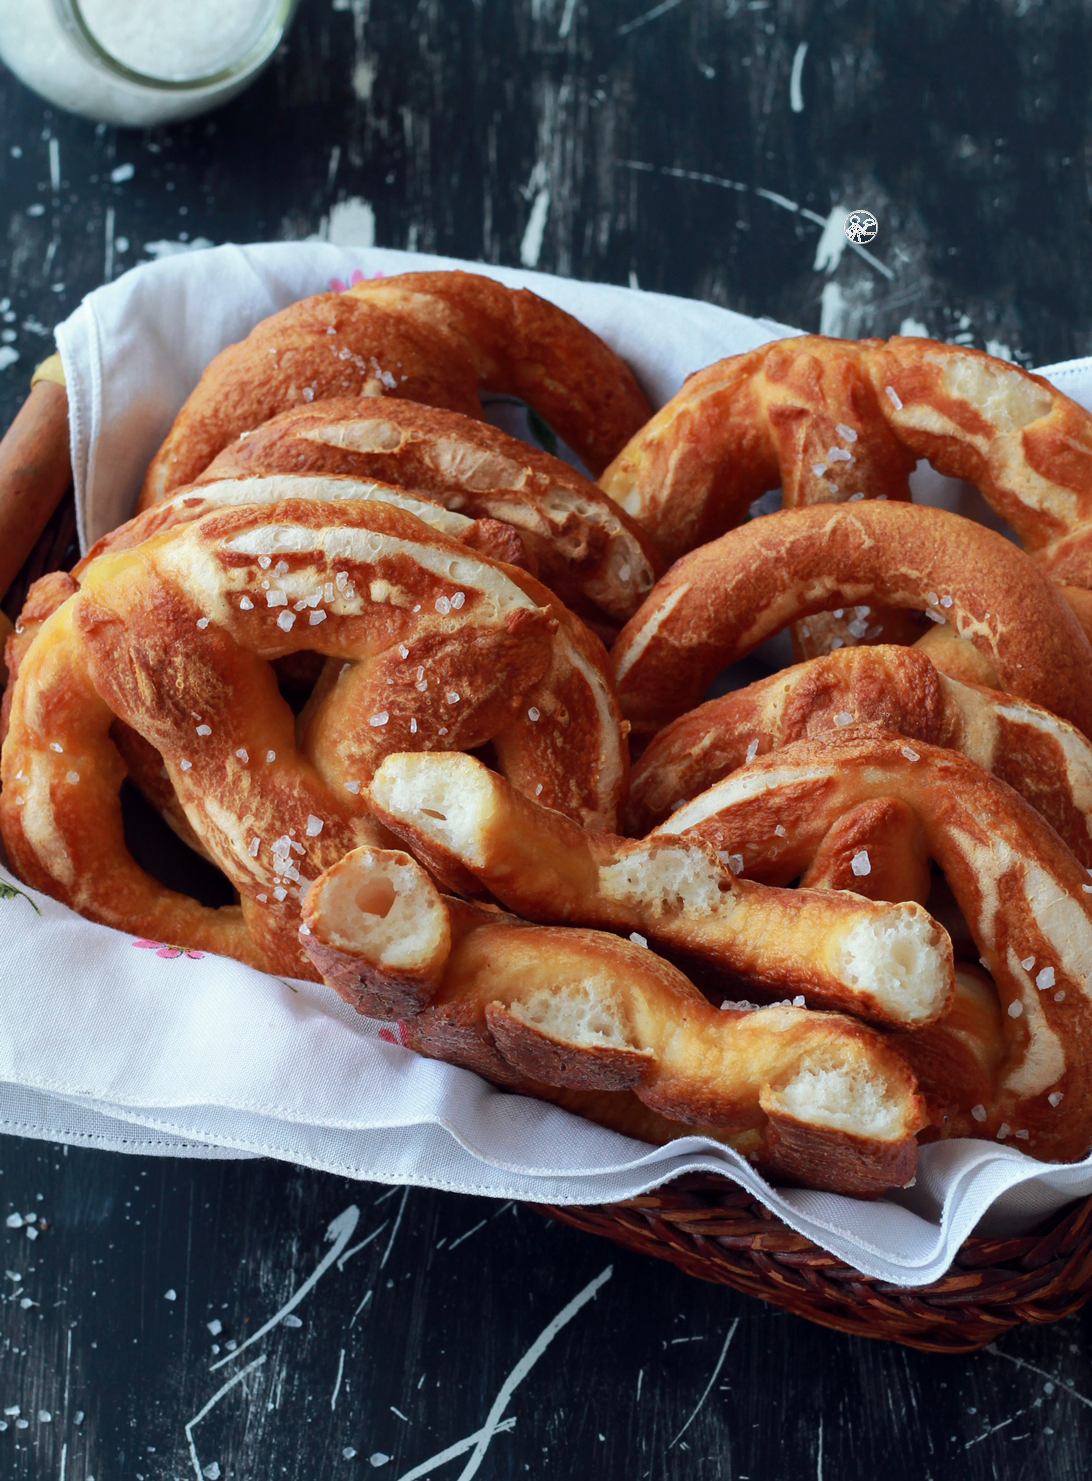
[
  {"left": 300, "top": 845, "right": 924, "bottom": 1197},
  {"left": 627, "top": 644, "right": 1092, "bottom": 865},
  {"left": 610, "top": 501, "right": 1092, "bottom": 747},
  {"left": 598, "top": 334, "right": 1092, "bottom": 583},
  {"left": 664, "top": 727, "right": 1092, "bottom": 1162},
  {"left": 195, "top": 397, "right": 662, "bottom": 627},
  {"left": 0, "top": 500, "right": 626, "bottom": 974},
  {"left": 139, "top": 271, "right": 653, "bottom": 507},
  {"left": 367, "top": 750, "right": 955, "bottom": 1029}
]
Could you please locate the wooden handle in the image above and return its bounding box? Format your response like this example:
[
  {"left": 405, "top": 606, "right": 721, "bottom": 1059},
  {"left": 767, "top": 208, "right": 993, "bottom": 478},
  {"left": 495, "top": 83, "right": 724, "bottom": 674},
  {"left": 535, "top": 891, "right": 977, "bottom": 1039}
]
[{"left": 0, "top": 377, "right": 72, "bottom": 603}]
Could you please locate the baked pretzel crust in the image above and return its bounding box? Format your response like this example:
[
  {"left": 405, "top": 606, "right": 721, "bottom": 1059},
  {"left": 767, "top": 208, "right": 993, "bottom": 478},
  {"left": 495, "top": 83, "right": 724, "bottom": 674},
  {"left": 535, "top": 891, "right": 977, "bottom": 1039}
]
[
  {"left": 611, "top": 501, "right": 1092, "bottom": 746},
  {"left": 140, "top": 271, "right": 652, "bottom": 505}
]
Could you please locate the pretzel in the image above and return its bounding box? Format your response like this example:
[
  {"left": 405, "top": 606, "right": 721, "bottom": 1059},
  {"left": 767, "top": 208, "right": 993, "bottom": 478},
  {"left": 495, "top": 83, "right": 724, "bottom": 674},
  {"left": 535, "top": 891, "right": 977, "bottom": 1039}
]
[
  {"left": 611, "top": 500, "right": 1092, "bottom": 747},
  {"left": 0, "top": 500, "right": 626, "bottom": 975},
  {"left": 300, "top": 845, "right": 924, "bottom": 1197},
  {"left": 196, "top": 397, "right": 662, "bottom": 627},
  {"left": 664, "top": 727, "right": 1092, "bottom": 1162},
  {"left": 627, "top": 644, "right": 1092, "bottom": 865},
  {"left": 598, "top": 334, "right": 1092, "bottom": 582},
  {"left": 366, "top": 750, "right": 955, "bottom": 1029},
  {"left": 139, "top": 271, "right": 653, "bottom": 507}
]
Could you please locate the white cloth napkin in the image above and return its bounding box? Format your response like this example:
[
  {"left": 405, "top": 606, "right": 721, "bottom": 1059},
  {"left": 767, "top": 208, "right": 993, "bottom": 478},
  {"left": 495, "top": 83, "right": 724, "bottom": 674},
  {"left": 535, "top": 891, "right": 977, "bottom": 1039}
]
[{"left": 1, "top": 240, "right": 1089, "bottom": 1286}]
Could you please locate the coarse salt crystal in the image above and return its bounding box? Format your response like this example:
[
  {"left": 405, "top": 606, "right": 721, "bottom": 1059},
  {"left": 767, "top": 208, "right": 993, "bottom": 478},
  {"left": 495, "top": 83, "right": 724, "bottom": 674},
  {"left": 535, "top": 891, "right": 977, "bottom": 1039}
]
[
  {"left": 266, "top": 750, "right": 276, "bottom": 763},
  {"left": 369, "top": 712, "right": 389, "bottom": 727},
  {"left": 435, "top": 596, "right": 451, "bottom": 615},
  {"left": 826, "top": 447, "right": 853, "bottom": 463},
  {"left": 236, "top": 748, "right": 249, "bottom": 763},
  {"left": 1082, "top": 884, "right": 1092, "bottom": 894},
  {"left": 971, "top": 1104, "right": 987, "bottom": 1122},
  {"left": 306, "top": 815, "right": 324, "bottom": 837},
  {"left": 851, "top": 849, "right": 871, "bottom": 877},
  {"left": 535, "top": 784, "right": 543, "bottom": 796},
  {"left": 446, "top": 691, "right": 460, "bottom": 705},
  {"left": 415, "top": 680, "right": 427, "bottom": 693},
  {"left": 717, "top": 851, "right": 745, "bottom": 875},
  {"left": 745, "top": 739, "right": 759, "bottom": 762},
  {"left": 398, "top": 644, "right": 410, "bottom": 659},
  {"left": 256, "top": 893, "right": 268, "bottom": 903},
  {"left": 277, "top": 611, "right": 296, "bottom": 632},
  {"left": 1015, "top": 1128, "right": 1030, "bottom": 1140},
  {"left": 48, "top": 742, "right": 63, "bottom": 753},
  {"left": 65, "top": 771, "right": 79, "bottom": 784},
  {"left": 239, "top": 596, "right": 254, "bottom": 611},
  {"left": 450, "top": 592, "right": 465, "bottom": 609},
  {"left": 196, "top": 616, "right": 210, "bottom": 629},
  {"left": 438, "top": 726, "right": 449, "bottom": 736},
  {"left": 901, "top": 747, "right": 920, "bottom": 762},
  {"left": 1049, "top": 1091, "right": 1064, "bottom": 1108},
  {"left": 629, "top": 932, "right": 648, "bottom": 948},
  {"left": 1036, "top": 966, "right": 1056, "bottom": 990},
  {"left": 1008, "top": 1000, "right": 1024, "bottom": 1018},
  {"left": 299, "top": 922, "right": 311, "bottom": 937},
  {"left": 196, "top": 724, "right": 212, "bottom": 737},
  {"left": 940, "top": 594, "right": 953, "bottom": 608},
  {"left": 248, "top": 838, "right": 260, "bottom": 857},
  {"left": 258, "top": 556, "right": 271, "bottom": 569},
  {"left": 309, "top": 610, "right": 327, "bottom": 625},
  {"left": 273, "top": 886, "right": 287, "bottom": 902},
  {"left": 266, "top": 590, "right": 288, "bottom": 608},
  {"left": 835, "top": 423, "right": 858, "bottom": 442},
  {"left": 344, "top": 781, "right": 361, "bottom": 794},
  {"left": 1021, "top": 956, "right": 1035, "bottom": 971},
  {"left": 409, "top": 718, "right": 417, "bottom": 734},
  {"left": 812, "top": 463, "right": 827, "bottom": 477},
  {"left": 528, "top": 706, "right": 541, "bottom": 722},
  {"left": 775, "top": 824, "right": 786, "bottom": 837},
  {"left": 833, "top": 712, "right": 852, "bottom": 727},
  {"left": 885, "top": 385, "right": 903, "bottom": 410},
  {"left": 1055, "top": 991, "right": 1066, "bottom": 1002},
  {"left": 996, "top": 1122, "right": 1011, "bottom": 1139},
  {"left": 179, "top": 759, "right": 192, "bottom": 772}
]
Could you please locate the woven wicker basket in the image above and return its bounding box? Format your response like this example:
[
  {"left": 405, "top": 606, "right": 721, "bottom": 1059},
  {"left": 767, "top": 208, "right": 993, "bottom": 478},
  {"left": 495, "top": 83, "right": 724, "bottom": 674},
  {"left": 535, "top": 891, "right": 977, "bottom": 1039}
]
[{"left": 5, "top": 379, "right": 1092, "bottom": 1353}]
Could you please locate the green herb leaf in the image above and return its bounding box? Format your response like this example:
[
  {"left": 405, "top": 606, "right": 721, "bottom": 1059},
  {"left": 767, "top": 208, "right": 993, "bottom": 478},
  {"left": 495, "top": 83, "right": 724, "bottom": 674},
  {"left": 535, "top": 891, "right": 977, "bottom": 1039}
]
[
  {"left": 0, "top": 881, "right": 41, "bottom": 915},
  {"left": 527, "top": 407, "right": 559, "bottom": 459}
]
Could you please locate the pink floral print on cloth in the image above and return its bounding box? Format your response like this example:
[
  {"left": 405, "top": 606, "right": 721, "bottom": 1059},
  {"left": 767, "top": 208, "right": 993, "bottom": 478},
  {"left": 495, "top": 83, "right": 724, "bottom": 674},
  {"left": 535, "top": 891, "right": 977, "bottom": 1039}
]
[
  {"left": 328, "top": 268, "right": 385, "bottom": 293},
  {"left": 132, "top": 939, "right": 205, "bottom": 961}
]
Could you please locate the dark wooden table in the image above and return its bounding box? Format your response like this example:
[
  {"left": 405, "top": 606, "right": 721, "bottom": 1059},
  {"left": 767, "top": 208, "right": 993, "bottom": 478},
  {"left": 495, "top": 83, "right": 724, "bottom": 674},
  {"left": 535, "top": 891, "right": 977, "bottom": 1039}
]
[{"left": 4, "top": 1, "right": 1092, "bottom": 1477}]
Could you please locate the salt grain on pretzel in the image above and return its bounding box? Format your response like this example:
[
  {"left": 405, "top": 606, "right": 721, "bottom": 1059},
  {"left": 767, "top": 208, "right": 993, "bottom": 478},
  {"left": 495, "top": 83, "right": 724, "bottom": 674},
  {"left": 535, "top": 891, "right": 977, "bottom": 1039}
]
[
  {"left": 627, "top": 644, "right": 1092, "bottom": 865},
  {"left": 140, "top": 270, "right": 652, "bottom": 505},
  {"left": 664, "top": 727, "right": 1092, "bottom": 1162},
  {"left": 611, "top": 500, "right": 1092, "bottom": 747},
  {"left": 367, "top": 750, "right": 955, "bottom": 1029},
  {"left": 301, "top": 845, "right": 924, "bottom": 1197},
  {"left": 198, "top": 398, "right": 662, "bottom": 627}
]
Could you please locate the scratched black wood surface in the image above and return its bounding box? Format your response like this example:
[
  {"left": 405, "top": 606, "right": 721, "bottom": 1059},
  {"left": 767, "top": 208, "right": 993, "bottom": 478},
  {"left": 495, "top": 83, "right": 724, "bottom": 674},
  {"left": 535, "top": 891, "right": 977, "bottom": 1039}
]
[{"left": 4, "top": 0, "right": 1092, "bottom": 1477}]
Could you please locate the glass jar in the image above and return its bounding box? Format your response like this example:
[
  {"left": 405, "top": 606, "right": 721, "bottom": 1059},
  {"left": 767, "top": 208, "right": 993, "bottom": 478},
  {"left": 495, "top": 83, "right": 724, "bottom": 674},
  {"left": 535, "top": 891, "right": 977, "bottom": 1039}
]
[{"left": 0, "top": 0, "right": 299, "bottom": 127}]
